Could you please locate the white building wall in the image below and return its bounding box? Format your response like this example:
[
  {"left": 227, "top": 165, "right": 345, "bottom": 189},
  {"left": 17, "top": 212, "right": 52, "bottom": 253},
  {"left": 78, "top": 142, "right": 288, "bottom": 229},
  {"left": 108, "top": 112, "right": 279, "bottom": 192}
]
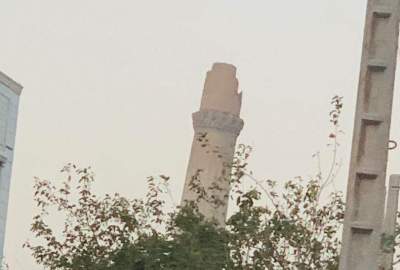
[{"left": 0, "top": 72, "right": 22, "bottom": 260}]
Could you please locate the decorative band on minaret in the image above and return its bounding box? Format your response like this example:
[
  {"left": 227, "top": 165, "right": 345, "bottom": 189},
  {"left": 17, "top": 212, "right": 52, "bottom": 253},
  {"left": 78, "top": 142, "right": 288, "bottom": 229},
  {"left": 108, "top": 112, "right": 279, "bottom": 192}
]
[
  {"left": 181, "top": 63, "right": 244, "bottom": 226},
  {"left": 192, "top": 111, "right": 243, "bottom": 135}
]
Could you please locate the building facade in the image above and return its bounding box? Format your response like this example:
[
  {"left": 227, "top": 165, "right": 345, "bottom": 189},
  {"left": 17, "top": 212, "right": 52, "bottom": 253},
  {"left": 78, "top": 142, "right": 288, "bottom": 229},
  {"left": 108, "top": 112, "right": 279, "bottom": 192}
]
[{"left": 0, "top": 71, "right": 22, "bottom": 259}]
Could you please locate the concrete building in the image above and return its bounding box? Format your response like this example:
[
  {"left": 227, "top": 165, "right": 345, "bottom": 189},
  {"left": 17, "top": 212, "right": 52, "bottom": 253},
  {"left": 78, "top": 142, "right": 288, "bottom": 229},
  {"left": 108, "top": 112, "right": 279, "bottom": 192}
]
[
  {"left": 0, "top": 71, "right": 22, "bottom": 259},
  {"left": 181, "top": 63, "right": 244, "bottom": 226}
]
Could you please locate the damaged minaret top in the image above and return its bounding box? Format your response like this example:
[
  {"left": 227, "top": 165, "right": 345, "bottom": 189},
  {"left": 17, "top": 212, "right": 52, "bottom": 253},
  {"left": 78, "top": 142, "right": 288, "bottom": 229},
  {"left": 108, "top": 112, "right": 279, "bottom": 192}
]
[{"left": 200, "top": 63, "right": 242, "bottom": 116}]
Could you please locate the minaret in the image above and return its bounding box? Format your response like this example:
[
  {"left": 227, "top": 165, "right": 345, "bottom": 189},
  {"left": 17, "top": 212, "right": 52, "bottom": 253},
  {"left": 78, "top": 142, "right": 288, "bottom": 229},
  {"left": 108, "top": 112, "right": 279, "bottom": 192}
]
[
  {"left": 0, "top": 71, "right": 22, "bottom": 259},
  {"left": 181, "top": 63, "right": 244, "bottom": 226},
  {"left": 339, "top": 1, "right": 400, "bottom": 269}
]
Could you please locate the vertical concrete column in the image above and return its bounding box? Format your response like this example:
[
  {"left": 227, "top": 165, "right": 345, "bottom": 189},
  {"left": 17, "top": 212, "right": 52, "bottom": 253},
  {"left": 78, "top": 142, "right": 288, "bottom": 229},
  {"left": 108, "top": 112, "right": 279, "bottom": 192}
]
[
  {"left": 181, "top": 63, "right": 244, "bottom": 226},
  {"left": 381, "top": 175, "right": 400, "bottom": 270},
  {"left": 339, "top": 1, "right": 400, "bottom": 270}
]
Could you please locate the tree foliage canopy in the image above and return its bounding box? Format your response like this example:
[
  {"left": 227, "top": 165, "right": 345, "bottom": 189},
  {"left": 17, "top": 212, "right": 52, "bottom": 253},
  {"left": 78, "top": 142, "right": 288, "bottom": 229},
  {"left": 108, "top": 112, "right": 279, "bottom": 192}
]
[{"left": 25, "top": 161, "right": 344, "bottom": 270}]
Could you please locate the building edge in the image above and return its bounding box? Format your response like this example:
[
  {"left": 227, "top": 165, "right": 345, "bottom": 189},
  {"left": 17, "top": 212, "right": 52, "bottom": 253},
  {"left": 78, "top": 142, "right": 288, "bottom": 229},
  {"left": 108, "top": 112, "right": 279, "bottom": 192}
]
[{"left": 0, "top": 71, "right": 23, "bottom": 96}]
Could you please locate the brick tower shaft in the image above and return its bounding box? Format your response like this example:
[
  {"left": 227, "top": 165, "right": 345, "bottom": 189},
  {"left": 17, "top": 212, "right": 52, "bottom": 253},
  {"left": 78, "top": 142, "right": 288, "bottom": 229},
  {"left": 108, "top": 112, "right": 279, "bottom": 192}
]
[{"left": 181, "top": 63, "right": 244, "bottom": 226}]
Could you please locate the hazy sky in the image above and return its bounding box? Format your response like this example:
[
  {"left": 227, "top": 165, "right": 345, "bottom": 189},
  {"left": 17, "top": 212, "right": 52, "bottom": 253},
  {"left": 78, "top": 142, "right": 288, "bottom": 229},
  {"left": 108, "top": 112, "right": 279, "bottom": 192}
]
[{"left": 3, "top": 0, "right": 400, "bottom": 269}]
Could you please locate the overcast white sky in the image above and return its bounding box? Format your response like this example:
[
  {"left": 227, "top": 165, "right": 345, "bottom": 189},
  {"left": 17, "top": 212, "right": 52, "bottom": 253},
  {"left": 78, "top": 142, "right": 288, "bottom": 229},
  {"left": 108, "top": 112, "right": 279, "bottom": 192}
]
[{"left": 3, "top": 0, "right": 400, "bottom": 269}]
